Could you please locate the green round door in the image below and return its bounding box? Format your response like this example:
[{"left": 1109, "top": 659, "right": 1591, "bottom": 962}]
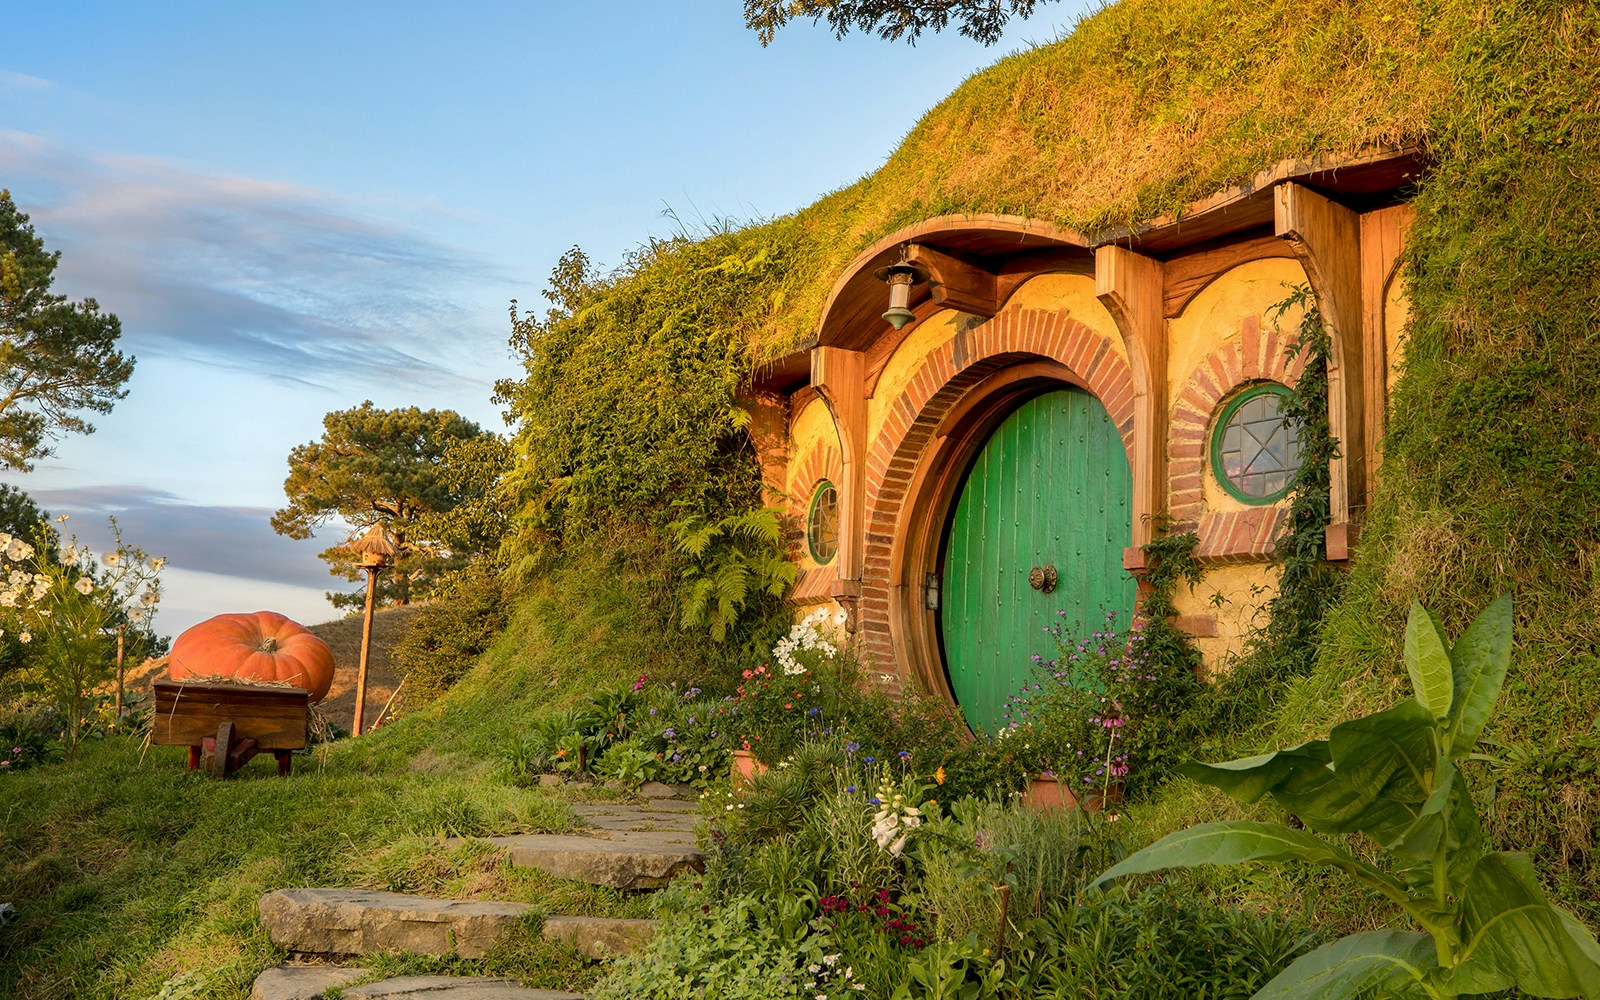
[{"left": 940, "top": 387, "right": 1135, "bottom": 734}]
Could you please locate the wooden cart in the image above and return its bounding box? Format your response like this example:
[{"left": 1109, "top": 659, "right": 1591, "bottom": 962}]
[{"left": 151, "top": 678, "right": 310, "bottom": 777}]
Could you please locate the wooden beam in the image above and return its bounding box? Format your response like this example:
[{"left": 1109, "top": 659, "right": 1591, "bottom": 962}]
[
  {"left": 1359, "top": 204, "right": 1414, "bottom": 497},
  {"left": 1162, "top": 232, "right": 1296, "bottom": 318},
  {"left": 811, "top": 346, "right": 868, "bottom": 627},
  {"left": 1095, "top": 245, "right": 1166, "bottom": 552},
  {"left": 1275, "top": 182, "right": 1365, "bottom": 552},
  {"left": 907, "top": 244, "right": 998, "bottom": 317}
]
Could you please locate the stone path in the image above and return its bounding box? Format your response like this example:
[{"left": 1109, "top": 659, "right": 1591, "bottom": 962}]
[
  {"left": 252, "top": 964, "right": 583, "bottom": 999},
  {"left": 253, "top": 783, "right": 704, "bottom": 999},
  {"left": 477, "top": 788, "right": 703, "bottom": 891}
]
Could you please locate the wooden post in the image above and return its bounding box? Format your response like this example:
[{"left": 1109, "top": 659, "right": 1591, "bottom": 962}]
[{"left": 353, "top": 564, "right": 379, "bottom": 736}]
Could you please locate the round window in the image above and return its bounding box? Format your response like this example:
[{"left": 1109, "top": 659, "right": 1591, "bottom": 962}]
[
  {"left": 1211, "top": 384, "right": 1303, "bottom": 504},
  {"left": 807, "top": 481, "right": 839, "bottom": 564}
]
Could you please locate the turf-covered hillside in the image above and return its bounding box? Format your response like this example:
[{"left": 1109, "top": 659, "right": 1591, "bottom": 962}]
[{"left": 497, "top": 0, "right": 1600, "bottom": 907}]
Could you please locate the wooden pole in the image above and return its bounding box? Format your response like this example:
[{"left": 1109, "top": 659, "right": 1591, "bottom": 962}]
[{"left": 353, "top": 564, "right": 379, "bottom": 736}]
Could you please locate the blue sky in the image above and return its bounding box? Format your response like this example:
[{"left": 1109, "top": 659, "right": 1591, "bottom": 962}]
[{"left": 1, "top": 1, "right": 1094, "bottom": 637}]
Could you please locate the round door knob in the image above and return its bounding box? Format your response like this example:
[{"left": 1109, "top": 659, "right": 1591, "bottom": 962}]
[{"left": 1028, "top": 564, "right": 1058, "bottom": 593}]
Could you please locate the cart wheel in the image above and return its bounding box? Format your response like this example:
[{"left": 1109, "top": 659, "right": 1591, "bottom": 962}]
[{"left": 212, "top": 721, "right": 234, "bottom": 778}]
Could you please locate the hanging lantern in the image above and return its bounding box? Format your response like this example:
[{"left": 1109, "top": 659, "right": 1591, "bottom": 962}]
[{"left": 873, "top": 248, "right": 927, "bottom": 331}]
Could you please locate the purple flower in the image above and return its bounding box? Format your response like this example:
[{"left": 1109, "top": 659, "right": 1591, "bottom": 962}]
[
  {"left": 846, "top": 785, "right": 857, "bottom": 793},
  {"left": 663, "top": 728, "right": 677, "bottom": 740},
  {"left": 864, "top": 756, "right": 875, "bottom": 764}
]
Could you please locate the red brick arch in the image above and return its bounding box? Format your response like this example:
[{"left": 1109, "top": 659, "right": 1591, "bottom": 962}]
[
  {"left": 1167, "top": 313, "right": 1308, "bottom": 530},
  {"left": 789, "top": 439, "right": 842, "bottom": 516},
  {"left": 853, "top": 307, "right": 1137, "bottom": 668}
]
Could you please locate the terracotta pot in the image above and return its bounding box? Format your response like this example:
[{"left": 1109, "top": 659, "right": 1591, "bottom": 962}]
[
  {"left": 1023, "top": 775, "right": 1122, "bottom": 813},
  {"left": 731, "top": 748, "right": 768, "bottom": 789}
]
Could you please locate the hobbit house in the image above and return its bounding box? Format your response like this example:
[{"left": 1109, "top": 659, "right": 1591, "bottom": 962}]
[{"left": 749, "top": 147, "right": 1424, "bottom": 733}]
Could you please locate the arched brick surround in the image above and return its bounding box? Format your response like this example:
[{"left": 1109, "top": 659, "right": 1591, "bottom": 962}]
[
  {"left": 1168, "top": 313, "right": 1309, "bottom": 562},
  {"left": 790, "top": 440, "right": 842, "bottom": 514},
  {"left": 854, "top": 307, "right": 1137, "bottom": 670}
]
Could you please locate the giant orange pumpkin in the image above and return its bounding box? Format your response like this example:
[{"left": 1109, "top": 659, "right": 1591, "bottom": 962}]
[{"left": 169, "top": 611, "right": 336, "bottom": 703}]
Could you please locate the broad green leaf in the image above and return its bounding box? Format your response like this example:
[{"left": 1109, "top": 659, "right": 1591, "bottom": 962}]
[
  {"left": 1251, "top": 929, "right": 1435, "bottom": 1000},
  {"left": 1447, "top": 593, "right": 1513, "bottom": 758},
  {"left": 1386, "top": 761, "right": 1456, "bottom": 859},
  {"left": 1178, "top": 740, "right": 1333, "bottom": 805},
  {"left": 1090, "top": 822, "right": 1405, "bottom": 902},
  {"left": 1405, "top": 600, "right": 1455, "bottom": 720},
  {"left": 1451, "top": 851, "right": 1600, "bottom": 998},
  {"left": 1285, "top": 701, "right": 1436, "bottom": 842}
]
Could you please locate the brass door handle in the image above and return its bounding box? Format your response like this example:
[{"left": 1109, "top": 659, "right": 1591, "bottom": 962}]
[{"left": 1028, "top": 565, "right": 1057, "bottom": 593}]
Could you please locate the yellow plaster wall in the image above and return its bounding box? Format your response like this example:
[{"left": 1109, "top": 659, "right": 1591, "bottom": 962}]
[
  {"left": 866, "top": 312, "right": 960, "bottom": 446},
  {"left": 1006, "top": 271, "right": 1127, "bottom": 364},
  {"left": 1167, "top": 257, "right": 1309, "bottom": 515},
  {"left": 786, "top": 395, "right": 838, "bottom": 499},
  {"left": 1172, "top": 561, "right": 1281, "bottom": 676}
]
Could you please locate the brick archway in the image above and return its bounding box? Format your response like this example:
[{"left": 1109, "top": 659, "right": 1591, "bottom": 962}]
[
  {"left": 1168, "top": 313, "right": 1308, "bottom": 529},
  {"left": 853, "top": 307, "right": 1136, "bottom": 674}
]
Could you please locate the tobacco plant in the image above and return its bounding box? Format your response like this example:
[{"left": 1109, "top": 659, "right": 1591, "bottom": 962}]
[{"left": 1094, "top": 595, "right": 1600, "bottom": 998}]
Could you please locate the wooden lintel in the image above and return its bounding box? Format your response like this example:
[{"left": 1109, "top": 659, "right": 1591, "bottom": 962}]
[
  {"left": 1095, "top": 245, "right": 1166, "bottom": 551},
  {"left": 1275, "top": 182, "right": 1365, "bottom": 529},
  {"left": 811, "top": 347, "right": 868, "bottom": 590},
  {"left": 907, "top": 244, "right": 998, "bottom": 317}
]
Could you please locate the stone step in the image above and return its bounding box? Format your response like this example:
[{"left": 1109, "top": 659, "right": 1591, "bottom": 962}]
[
  {"left": 251, "top": 963, "right": 363, "bottom": 1000},
  {"left": 259, "top": 888, "right": 655, "bottom": 961},
  {"left": 252, "top": 965, "right": 587, "bottom": 1000},
  {"left": 343, "top": 976, "right": 584, "bottom": 999},
  {"left": 569, "top": 802, "right": 699, "bottom": 837},
  {"left": 488, "top": 833, "right": 703, "bottom": 890}
]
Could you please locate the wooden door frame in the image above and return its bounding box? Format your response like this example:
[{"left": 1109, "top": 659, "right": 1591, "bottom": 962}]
[{"left": 887, "top": 360, "right": 1113, "bottom": 727}]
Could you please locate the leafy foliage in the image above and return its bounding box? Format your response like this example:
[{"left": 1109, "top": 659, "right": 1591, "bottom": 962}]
[
  {"left": 670, "top": 508, "right": 796, "bottom": 643},
  {"left": 744, "top": 0, "right": 1046, "bottom": 46},
  {"left": 271, "top": 401, "right": 499, "bottom": 608},
  {"left": 1095, "top": 596, "right": 1600, "bottom": 999},
  {"left": 391, "top": 564, "right": 511, "bottom": 704},
  {"left": 0, "top": 190, "right": 135, "bottom": 471}
]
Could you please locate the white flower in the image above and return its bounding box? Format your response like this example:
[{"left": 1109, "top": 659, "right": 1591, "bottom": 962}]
[
  {"left": 6, "top": 539, "right": 32, "bottom": 562},
  {"left": 138, "top": 588, "right": 159, "bottom": 608},
  {"left": 0, "top": 592, "right": 17, "bottom": 608},
  {"left": 74, "top": 577, "right": 93, "bottom": 595},
  {"left": 18, "top": 632, "right": 31, "bottom": 644},
  {"left": 52, "top": 514, "right": 68, "bottom": 523},
  {"left": 60, "top": 546, "right": 78, "bottom": 563},
  {"left": 102, "top": 551, "right": 120, "bottom": 568},
  {"left": 30, "top": 580, "right": 48, "bottom": 601},
  {"left": 150, "top": 557, "right": 166, "bottom": 571}
]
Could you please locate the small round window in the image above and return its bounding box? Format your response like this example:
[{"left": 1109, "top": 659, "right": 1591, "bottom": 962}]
[
  {"left": 1211, "top": 384, "right": 1303, "bottom": 504},
  {"left": 807, "top": 481, "right": 839, "bottom": 564}
]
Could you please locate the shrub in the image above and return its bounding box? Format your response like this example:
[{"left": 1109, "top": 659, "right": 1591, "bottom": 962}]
[
  {"left": 1008, "top": 885, "right": 1319, "bottom": 999},
  {"left": 394, "top": 564, "right": 510, "bottom": 704}
]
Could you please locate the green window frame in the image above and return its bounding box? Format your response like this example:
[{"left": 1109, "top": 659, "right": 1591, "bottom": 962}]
[
  {"left": 1210, "top": 383, "right": 1303, "bottom": 505},
  {"left": 806, "top": 480, "right": 839, "bottom": 564}
]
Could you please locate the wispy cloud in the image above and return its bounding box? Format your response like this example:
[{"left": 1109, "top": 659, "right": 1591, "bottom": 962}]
[
  {"left": 21, "top": 483, "right": 343, "bottom": 590},
  {"left": 0, "top": 70, "right": 53, "bottom": 92},
  {"left": 0, "top": 132, "right": 507, "bottom": 390}
]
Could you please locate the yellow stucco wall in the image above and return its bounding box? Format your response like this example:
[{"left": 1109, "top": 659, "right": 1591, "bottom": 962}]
[
  {"left": 867, "top": 311, "right": 962, "bottom": 446},
  {"left": 1171, "top": 561, "right": 1281, "bottom": 676}
]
